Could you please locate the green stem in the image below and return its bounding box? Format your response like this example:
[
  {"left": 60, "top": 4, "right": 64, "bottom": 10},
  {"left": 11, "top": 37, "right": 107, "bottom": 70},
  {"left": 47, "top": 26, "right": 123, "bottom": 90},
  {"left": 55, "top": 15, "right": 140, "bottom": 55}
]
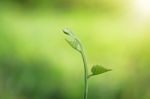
[{"left": 80, "top": 51, "right": 88, "bottom": 99}]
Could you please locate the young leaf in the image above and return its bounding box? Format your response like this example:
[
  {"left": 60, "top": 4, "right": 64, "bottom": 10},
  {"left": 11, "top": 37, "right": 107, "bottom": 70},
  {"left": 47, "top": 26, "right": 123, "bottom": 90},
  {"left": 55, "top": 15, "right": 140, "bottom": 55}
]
[
  {"left": 63, "top": 28, "right": 75, "bottom": 37},
  {"left": 65, "top": 38, "right": 81, "bottom": 52},
  {"left": 63, "top": 28, "right": 82, "bottom": 52},
  {"left": 91, "top": 65, "right": 111, "bottom": 75}
]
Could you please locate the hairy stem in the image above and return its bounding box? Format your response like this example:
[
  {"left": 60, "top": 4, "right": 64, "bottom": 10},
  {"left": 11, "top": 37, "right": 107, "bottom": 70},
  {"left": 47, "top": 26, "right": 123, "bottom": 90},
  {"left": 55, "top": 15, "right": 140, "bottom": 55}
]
[{"left": 80, "top": 51, "right": 88, "bottom": 99}]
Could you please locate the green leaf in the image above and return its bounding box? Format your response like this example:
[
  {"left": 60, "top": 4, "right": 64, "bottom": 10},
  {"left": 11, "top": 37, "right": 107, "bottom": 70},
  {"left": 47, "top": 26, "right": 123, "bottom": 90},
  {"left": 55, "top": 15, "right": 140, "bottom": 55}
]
[
  {"left": 63, "top": 28, "right": 82, "bottom": 52},
  {"left": 91, "top": 65, "right": 111, "bottom": 75},
  {"left": 65, "top": 38, "right": 81, "bottom": 52},
  {"left": 63, "top": 28, "right": 75, "bottom": 36}
]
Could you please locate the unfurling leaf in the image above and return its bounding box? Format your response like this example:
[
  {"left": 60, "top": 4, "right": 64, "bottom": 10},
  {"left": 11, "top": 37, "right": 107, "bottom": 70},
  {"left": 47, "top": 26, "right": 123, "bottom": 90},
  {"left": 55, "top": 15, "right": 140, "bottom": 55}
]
[
  {"left": 65, "top": 38, "right": 81, "bottom": 52},
  {"left": 91, "top": 65, "right": 111, "bottom": 75},
  {"left": 63, "top": 28, "right": 75, "bottom": 36},
  {"left": 63, "top": 28, "right": 82, "bottom": 52}
]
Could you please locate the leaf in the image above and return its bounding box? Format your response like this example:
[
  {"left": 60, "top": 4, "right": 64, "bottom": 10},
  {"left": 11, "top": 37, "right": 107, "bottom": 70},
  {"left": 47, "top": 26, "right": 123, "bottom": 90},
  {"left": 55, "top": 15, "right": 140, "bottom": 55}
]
[
  {"left": 91, "top": 65, "right": 111, "bottom": 75},
  {"left": 65, "top": 38, "right": 81, "bottom": 52},
  {"left": 63, "top": 28, "right": 82, "bottom": 52},
  {"left": 63, "top": 28, "right": 74, "bottom": 36}
]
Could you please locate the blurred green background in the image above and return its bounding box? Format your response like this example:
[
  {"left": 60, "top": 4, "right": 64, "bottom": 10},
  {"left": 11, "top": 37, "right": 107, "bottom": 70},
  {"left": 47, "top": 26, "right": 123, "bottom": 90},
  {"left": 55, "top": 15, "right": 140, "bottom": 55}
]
[{"left": 0, "top": 0, "right": 150, "bottom": 99}]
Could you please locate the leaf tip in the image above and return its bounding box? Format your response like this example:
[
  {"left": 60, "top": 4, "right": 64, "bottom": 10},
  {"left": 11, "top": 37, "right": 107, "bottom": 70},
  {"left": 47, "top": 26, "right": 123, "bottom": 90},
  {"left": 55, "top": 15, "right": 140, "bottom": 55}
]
[{"left": 63, "top": 28, "right": 71, "bottom": 35}]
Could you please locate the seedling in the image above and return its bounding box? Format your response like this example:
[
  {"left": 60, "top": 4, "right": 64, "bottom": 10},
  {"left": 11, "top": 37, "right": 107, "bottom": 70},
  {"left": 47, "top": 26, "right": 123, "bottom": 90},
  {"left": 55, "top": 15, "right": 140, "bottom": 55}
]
[{"left": 63, "top": 28, "right": 111, "bottom": 99}]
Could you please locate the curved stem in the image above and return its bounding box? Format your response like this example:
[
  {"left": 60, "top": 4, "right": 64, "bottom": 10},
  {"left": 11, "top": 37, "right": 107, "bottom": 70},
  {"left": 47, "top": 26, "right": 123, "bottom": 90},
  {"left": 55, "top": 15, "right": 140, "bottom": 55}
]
[
  {"left": 80, "top": 51, "right": 88, "bottom": 99},
  {"left": 63, "top": 29, "right": 89, "bottom": 99}
]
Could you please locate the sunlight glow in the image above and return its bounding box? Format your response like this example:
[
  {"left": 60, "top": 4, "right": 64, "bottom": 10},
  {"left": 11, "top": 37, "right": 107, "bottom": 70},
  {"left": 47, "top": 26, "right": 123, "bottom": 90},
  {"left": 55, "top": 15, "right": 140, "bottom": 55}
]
[{"left": 134, "top": 0, "right": 150, "bottom": 16}]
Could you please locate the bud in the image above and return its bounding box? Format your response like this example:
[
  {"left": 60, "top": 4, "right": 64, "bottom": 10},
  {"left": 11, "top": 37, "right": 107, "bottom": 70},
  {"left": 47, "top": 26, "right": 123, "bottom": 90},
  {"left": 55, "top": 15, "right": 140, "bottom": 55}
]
[{"left": 63, "top": 28, "right": 72, "bottom": 35}]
